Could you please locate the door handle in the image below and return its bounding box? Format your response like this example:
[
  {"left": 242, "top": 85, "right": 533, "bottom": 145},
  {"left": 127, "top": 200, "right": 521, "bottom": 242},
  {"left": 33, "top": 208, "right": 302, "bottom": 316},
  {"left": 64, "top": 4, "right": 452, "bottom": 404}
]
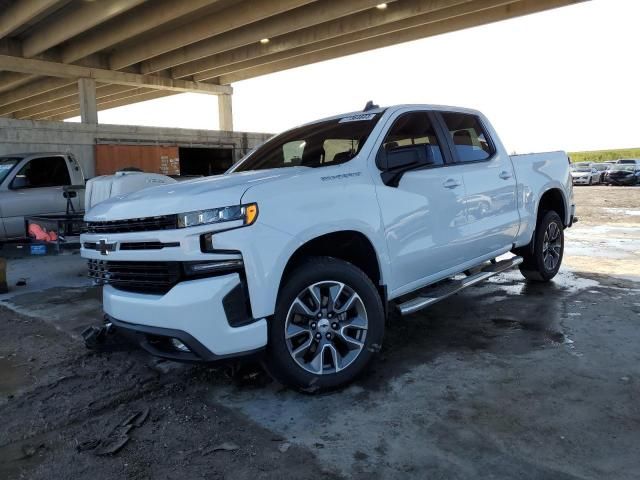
[
  {"left": 499, "top": 171, "right": 512, "bottom": 180},
  {"left": 442, "top": 178, "right": 461, "bottom": 189}
]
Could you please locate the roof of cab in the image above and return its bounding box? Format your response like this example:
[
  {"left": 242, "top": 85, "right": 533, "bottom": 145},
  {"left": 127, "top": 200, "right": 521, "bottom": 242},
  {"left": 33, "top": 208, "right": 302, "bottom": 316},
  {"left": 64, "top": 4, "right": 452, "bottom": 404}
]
[{"left": 298, "top": 103, "right": 484, "bottom": 128}]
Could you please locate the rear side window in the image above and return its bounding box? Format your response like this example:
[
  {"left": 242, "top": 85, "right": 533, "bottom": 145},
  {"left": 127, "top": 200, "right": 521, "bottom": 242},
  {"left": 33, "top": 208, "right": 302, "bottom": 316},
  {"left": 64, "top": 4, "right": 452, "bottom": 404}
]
[
  {"left": 441, "top": 113, "right": 494, "bottom": 162},
  {"left": 12, "top": 156, "right": 71, "bottom": 189},
  {"left": 382, "top": 112, "right": 444, "bottom": 166}
]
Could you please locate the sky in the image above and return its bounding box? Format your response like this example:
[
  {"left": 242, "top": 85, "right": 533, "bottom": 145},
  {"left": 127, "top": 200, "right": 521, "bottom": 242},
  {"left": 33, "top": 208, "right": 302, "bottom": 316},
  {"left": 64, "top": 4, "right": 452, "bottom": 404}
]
[{"left": 71, "top": 0, "right": 640, "bottom": 154}]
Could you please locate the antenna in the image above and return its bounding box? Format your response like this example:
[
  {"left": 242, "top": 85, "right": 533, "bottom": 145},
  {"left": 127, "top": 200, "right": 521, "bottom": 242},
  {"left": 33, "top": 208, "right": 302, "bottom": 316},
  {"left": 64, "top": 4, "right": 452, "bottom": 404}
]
[{"left": 363, "top": 100, "right": 379, "bottom": 112}]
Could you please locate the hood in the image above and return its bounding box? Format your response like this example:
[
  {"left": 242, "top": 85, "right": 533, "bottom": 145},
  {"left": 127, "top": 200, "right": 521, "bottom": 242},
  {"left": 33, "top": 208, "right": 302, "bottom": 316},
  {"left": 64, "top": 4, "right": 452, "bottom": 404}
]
[
  {"left": 571, "top": 171, "right": 590, "bottom": 177},
  {"left": 86, "top": 168, "right": 305, "bottom": 221}
]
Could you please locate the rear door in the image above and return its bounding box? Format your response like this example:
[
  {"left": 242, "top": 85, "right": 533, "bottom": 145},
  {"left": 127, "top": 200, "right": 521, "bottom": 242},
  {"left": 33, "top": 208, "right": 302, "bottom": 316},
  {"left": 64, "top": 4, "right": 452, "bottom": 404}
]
[
  {"left": 374, "top": 109, "right": 469, "bottom": 295},
  {"left": 436, "top": 112, "right": 519, "bottom": 258},
  {"left": 0, "top": 155, "right": 72, "bottom": 238}
]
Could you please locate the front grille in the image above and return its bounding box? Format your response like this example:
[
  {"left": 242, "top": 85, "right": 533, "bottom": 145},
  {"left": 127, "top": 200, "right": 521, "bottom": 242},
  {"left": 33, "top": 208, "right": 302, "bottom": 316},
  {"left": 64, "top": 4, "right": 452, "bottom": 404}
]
[
  {"left": 119, "top": 241, "right": 180, "bottom": 251},
  {"left": 88, "top": 260, "right": 180, "bottom": 294},
  {"left": 86, "top": 215, "right": 178, "bottom": 234}
]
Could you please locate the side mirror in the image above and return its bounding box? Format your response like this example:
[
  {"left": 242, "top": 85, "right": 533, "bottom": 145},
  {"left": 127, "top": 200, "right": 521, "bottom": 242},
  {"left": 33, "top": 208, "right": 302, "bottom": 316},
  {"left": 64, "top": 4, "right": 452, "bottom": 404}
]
[
  {"left": 376, "top": 145, "right": 432, "bottom": 170},
  {"left": 10, "top": 175, "right": 30, "bottom": 189},
  {"left": 376, "top": 145, "right": 434, "bottom": 187}
]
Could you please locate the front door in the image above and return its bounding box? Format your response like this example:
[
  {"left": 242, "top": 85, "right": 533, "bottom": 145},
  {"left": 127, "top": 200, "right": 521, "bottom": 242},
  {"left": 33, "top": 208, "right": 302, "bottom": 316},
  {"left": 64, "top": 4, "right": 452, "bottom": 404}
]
[{"left": 373, "top": 110, "right": 469, "bottom": 297}]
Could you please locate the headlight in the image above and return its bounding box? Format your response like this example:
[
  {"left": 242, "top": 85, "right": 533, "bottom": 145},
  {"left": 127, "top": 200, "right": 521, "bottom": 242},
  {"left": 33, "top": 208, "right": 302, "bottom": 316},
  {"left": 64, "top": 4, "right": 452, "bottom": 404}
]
[{"left": 178, "top": 203, "right": 258, "bottom": 228}]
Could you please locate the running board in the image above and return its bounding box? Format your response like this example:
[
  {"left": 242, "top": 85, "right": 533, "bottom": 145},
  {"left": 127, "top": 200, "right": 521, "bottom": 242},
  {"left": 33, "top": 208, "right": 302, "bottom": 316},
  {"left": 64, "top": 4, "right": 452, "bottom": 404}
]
[{"left": 397, "top": 256, "right": 523, "bottom": 316}]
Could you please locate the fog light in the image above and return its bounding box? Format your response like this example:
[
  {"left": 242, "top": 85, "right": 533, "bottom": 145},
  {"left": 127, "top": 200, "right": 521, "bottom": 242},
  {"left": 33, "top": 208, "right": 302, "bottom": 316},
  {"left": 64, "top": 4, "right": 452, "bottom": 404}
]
[{"left": 171, "top": 338, "right": 190, "bottom": 352}]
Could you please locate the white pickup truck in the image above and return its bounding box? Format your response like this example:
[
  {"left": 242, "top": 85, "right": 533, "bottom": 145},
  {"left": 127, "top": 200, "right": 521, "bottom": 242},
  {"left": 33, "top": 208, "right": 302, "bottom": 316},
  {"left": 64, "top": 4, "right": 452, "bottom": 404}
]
[{"left": 81, "top": 104, "right": 575, "bottom": 391}]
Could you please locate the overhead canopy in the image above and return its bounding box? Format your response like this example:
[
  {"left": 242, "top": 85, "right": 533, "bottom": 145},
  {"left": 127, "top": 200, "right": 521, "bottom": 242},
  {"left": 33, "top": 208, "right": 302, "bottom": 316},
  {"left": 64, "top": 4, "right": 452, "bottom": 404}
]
[{"left": 0, "top": 0, "right": 585, "bottom": 122}]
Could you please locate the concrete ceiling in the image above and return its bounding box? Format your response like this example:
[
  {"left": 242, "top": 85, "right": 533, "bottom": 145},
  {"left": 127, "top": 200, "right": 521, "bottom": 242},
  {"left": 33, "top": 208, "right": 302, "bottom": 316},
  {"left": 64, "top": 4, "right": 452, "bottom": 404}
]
[{"left": 0, "top": 0, "right": 586, "bottom": 121}]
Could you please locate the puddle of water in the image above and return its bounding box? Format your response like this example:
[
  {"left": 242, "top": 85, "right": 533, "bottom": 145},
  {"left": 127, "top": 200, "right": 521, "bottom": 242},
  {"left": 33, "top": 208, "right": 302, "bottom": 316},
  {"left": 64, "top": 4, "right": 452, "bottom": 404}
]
[
  {"left": 602, "top": 208, "right": 640, "bottom": 217},
  {"left": 490, "top": 317, "right": 568, "bottom": 348},
  {"left": 486, "top": 269, "right": 600, "bottom": 295}
]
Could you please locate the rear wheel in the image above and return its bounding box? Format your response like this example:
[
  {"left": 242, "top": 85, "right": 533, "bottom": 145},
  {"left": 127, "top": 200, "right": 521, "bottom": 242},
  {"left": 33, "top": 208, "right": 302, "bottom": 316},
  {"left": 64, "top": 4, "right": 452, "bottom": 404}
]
[
  {"left": 518, "top": 210, "right": 564, "bottom": 282},
  {"left": 264, "top": 257, "right": 384, "bottom": 392}
]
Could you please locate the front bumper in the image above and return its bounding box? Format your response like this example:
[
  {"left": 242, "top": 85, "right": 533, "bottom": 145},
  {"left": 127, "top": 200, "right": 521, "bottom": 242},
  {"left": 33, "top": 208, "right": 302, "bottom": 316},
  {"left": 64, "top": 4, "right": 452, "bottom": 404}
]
[
  {"left": 608, "top": 176, "right": 637, "bottom": 185},
  {"left": 572, "top": 176, "right": 591, "bottom": 185},
  {"left": 103, "top": 273, "right": 268, "bottom": 361}
]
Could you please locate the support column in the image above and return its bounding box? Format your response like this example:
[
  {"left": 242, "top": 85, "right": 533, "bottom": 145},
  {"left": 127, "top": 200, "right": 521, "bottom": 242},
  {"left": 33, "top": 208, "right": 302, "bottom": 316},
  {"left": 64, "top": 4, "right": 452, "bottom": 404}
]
[
  {"left": 78, "top": 77, "right": 97, "bottom": 124},
  {"left": 218, "top": 93, "right": 233, "bottom": 131}
]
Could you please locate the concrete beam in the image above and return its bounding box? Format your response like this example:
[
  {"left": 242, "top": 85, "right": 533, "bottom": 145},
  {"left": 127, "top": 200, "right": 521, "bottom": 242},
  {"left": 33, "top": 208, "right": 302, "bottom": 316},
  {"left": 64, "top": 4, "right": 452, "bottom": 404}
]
[
  {"left": 44, "top": 90, "right": 177, "bottom": 121},
  {"left": 0, "top": 72, "right": 36, "bottom": 93},
  {"left": 60, "top": 0, "right": 220, "bottom": 65},
  {"left": 177, "top": 0, "right": 508, "bottom": 81},
  {"left": 194, "top": 0, "right": 518, "bottom": 81},
  {"left": 21, "top": 86, "right": 155, "bottom": 120},
  {"left": 0, "top": 1, "right": 215, "bottom": 111},
  {"left": 22, "top": 0, "right": 147, "bottom": 58},
  {"left": 0, "top": 55, "right": 233, "bottom": 95},
  {"left": 218, "top": 94, "right": 233, "bottom": 131},
  {"left": 8, "top": 84, "right": 142, "bottom": 118},
  {"left": 0, "top": 77, "right": 73, "bottom": 107},
  {"left": 109, "top": 0, "right": 316, "bottom": 70},
  {"left": 0, "top": 84, "right": 78, "bottom": 116},
  {"left": 0, "top": 0, "right": 61, "bottom": 40},
  {"left": 145, "top": 0, "right": 391, "bottom": 75},
  {"left": 78, "top": 78, "right": 98, "bottom": 124},
  {"left": 218, "top": 0, "right": 584, "bottom": 84}
]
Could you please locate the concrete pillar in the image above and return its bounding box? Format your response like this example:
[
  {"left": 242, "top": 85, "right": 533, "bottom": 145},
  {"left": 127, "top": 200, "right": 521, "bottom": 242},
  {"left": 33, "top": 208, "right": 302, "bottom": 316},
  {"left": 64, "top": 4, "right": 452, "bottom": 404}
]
[
  {"left": 218, "top": 93, "right": 233, "bottom": 131},
  {"left": 78, "top": 77, "right": 98, "bottom": 124}
]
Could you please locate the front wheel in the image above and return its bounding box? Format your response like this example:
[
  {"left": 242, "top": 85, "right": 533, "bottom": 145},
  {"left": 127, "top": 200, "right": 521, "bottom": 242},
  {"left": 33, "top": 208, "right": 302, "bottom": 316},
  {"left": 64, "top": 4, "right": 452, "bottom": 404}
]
[
  {"left": 518, "top": 210, "right": 564, "bottom": 282},
  {"left": 264, "top": 257, "right": 384, "bottom": 392}
]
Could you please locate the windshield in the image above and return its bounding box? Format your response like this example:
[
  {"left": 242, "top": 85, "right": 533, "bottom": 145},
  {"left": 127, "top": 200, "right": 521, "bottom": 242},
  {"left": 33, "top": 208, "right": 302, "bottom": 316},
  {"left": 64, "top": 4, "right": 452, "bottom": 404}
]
[
  {"left": 617, "top": 159, "right": 638, "bottom": 164},
  {"left": 233, "top": 113, "right": 381, "bottom": 172},
  {"left": 572, "top": 165, "right": 591, "bottom": 172},
  {"left": 0, "top": 156, "right": 21, "bottom": 184},
  {"left": 612, "top": 165, "right": 636, "bottom": 172}
]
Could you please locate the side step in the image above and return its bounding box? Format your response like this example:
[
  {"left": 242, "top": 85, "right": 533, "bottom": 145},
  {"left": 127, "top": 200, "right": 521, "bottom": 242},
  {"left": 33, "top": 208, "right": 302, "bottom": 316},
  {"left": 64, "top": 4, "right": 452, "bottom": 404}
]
[{"left": 397, "top": 256, "right": 523, "bottom": 316}]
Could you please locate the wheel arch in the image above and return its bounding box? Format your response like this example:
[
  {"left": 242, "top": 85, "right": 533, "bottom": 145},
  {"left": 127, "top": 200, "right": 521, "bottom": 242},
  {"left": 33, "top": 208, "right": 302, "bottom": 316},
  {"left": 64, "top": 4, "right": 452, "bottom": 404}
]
[
  {"left": 537, "top": 187, "right": 568, "bottom": 227},
  {"left": 279, "top": 230, "right": 385, "bottom": 301}
]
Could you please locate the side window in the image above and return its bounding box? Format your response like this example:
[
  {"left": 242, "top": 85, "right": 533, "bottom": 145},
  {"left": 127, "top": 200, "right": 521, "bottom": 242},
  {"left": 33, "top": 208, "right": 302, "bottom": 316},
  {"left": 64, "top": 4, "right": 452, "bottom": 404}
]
[
  {"left": 282, "top": 141, "right": 305, "bottom": 165},
  {"left": 382, "top": 112, "right": 444, "bottom": 166},
  {"left": 322, "top": 139, "right": 359, "bottom": 164},
  {"left": 12, "top": 156, "right": 71, "bottom": 189},
  {"left": 441, "top": 112, "right": 494, "bottom": 162}
]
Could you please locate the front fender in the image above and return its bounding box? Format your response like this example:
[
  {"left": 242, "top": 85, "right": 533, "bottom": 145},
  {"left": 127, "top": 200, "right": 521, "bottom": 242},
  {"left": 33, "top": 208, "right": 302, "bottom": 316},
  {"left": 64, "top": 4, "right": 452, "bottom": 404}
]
[{"left": 216, "top": 164, "right": 390, "bottom": 318}]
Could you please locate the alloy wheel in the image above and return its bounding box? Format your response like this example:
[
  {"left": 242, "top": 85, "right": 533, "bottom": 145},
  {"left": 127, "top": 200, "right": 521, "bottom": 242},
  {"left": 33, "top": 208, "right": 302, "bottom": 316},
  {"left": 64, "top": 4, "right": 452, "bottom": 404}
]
[
  {"left": 284, "top": 281, "right": 368, "bottom": 375},
  {"left": 542, "top": 221, "right": 562, "bottom": 270}
]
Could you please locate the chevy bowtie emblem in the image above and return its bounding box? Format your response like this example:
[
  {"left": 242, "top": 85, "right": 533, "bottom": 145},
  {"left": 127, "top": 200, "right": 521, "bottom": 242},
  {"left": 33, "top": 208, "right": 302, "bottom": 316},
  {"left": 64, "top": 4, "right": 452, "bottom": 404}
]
[{"left": 97, "top": 239, "right": 116, "bottom": 256}]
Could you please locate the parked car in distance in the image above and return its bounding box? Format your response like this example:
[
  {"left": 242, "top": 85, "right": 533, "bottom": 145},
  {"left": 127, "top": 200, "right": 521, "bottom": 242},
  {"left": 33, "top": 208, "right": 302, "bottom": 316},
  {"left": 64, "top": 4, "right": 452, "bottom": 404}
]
[
  {"left": 0, "top": 153, "right": 178, "bottom": 242},
  {"left": 570, "top": 163, "right": 600, "bottom": 185},
  {"left": 81, "top": 103, "right": 576, "bottom": 392},
  {"left": 616, "top": 158, "right": 640, "bottom": 166},
  {"left": 0, "top": 153, "right": 85, "bottom": 241},
  {"left": 606, "top": 164, "right": 640, "bottom": 186},
  {"left": 592, "top": 163, "right": 611, "bottom": 183}
]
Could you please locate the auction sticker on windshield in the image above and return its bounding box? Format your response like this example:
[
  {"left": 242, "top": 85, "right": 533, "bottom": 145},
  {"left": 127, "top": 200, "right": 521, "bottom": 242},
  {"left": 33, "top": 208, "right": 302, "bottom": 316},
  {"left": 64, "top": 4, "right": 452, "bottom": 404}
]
[{"left": 339, "top": 113, "right": 377, "bottom": 123}]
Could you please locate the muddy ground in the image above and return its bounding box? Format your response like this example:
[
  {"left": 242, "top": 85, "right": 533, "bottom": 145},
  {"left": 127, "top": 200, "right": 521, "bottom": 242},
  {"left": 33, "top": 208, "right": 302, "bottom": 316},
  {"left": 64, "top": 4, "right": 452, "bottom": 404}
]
[{"left": 1, "top": 186, "right": 639, "bottom": 479}]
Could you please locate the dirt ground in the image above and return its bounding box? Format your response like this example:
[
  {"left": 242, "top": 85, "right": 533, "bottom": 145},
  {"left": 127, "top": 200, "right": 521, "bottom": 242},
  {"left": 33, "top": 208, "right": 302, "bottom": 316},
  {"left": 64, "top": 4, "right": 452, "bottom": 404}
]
[{"left": 1, "top": 186, "right": 639, "bottom": 479}]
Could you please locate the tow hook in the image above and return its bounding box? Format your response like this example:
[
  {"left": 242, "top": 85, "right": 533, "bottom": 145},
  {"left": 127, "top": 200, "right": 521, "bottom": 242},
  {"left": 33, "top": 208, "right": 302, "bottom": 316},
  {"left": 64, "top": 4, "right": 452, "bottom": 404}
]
[{"left": 81, "top": 317, "right": 116, "bottom": 349}]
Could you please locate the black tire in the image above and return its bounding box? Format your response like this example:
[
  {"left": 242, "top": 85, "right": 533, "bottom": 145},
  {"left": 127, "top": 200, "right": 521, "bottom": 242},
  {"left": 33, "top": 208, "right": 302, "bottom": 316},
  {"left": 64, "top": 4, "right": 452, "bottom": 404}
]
[
  {"left": 264, "top": 257, "right": 384, "bottom": 393},
  {"left": 588, "top": 177, "right": 592, "bottom": 185},
  {"left": 518, "top": 210, "right": 564, "bottom": 282}
]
